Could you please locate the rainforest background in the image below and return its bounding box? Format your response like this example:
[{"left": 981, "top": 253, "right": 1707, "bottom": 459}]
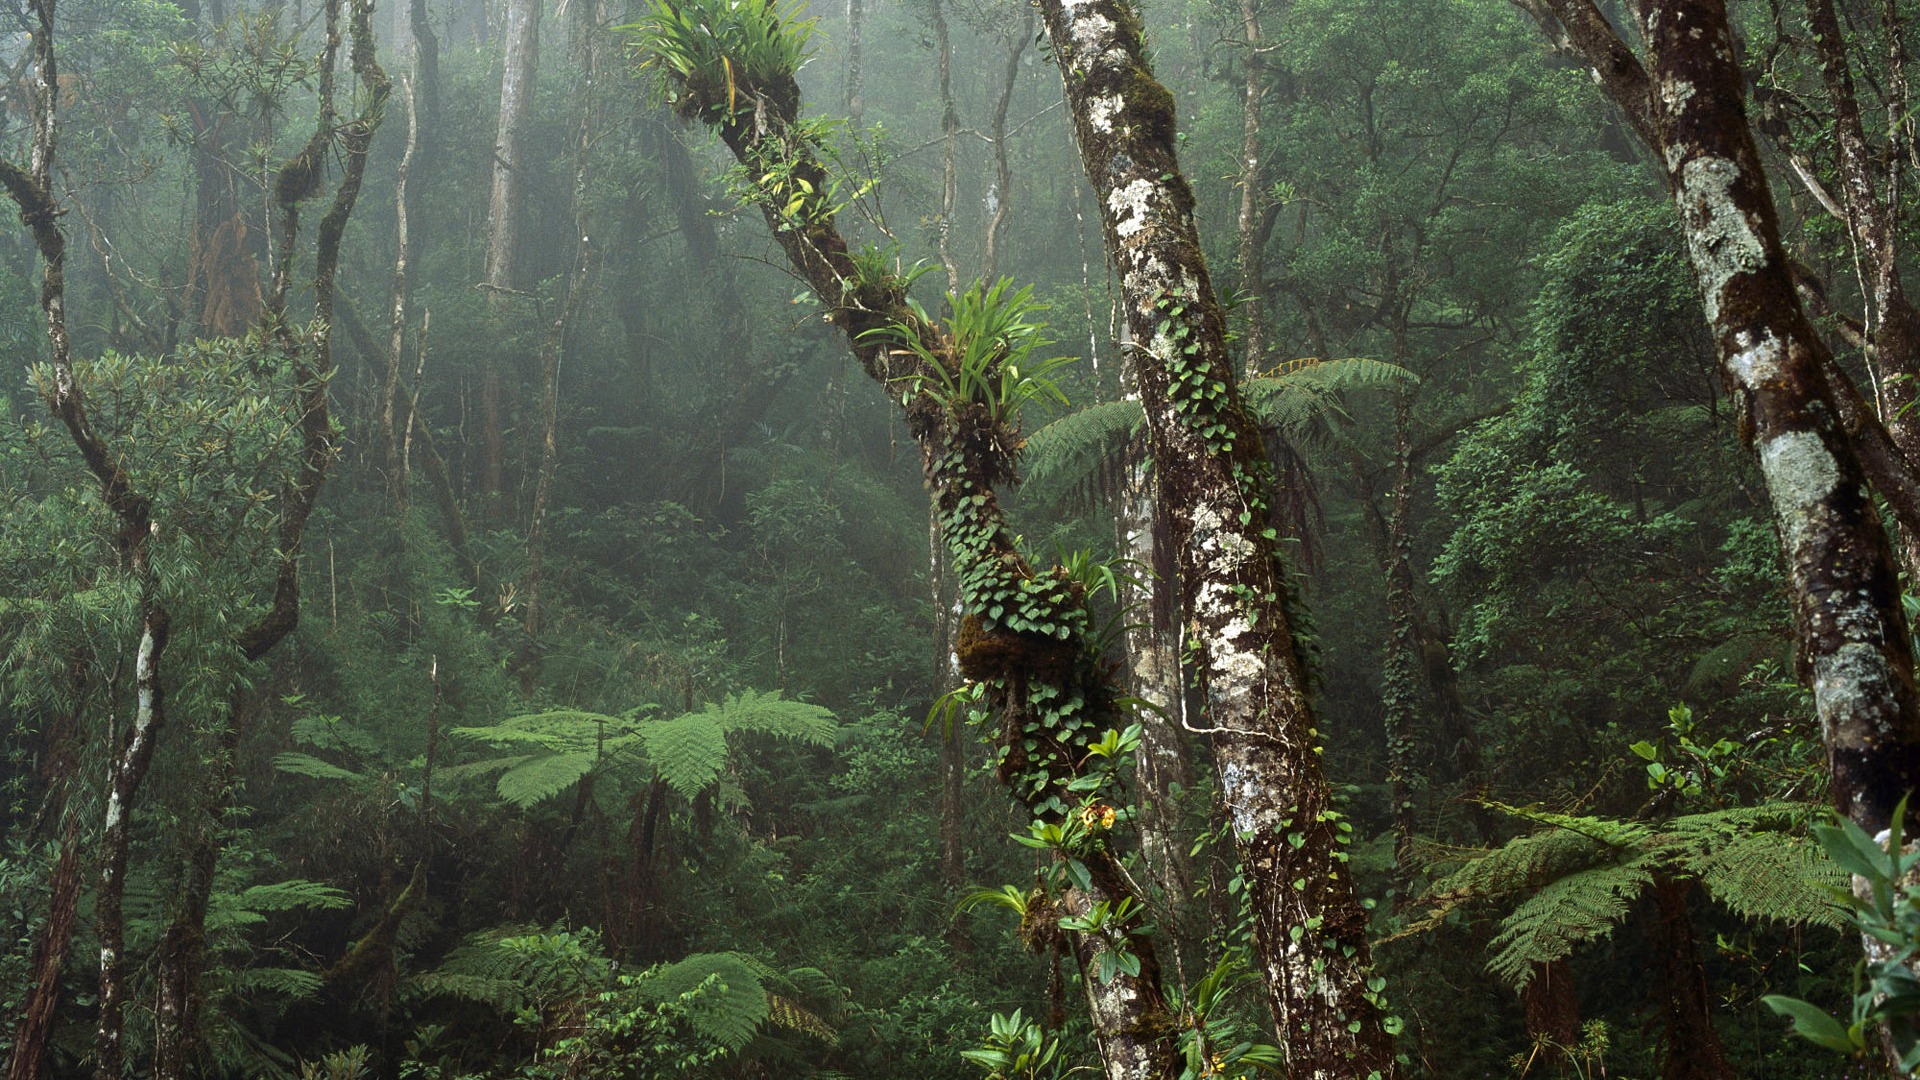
[{"left": 0, "top": 0, "right": 1901, "bottom": 1073}]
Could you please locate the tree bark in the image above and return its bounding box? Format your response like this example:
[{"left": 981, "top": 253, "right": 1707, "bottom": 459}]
[
  {"left": 651, "top": 21, "right": 1181, "bottom": 1073},
  {"left": 484, "top": 0, "right": 540, "bottom": 295},
  {"left": 1036, "top": 1, "right": 1399, "bottom": 1073},
  {"left": 1650, "top": 876, "right": 1733, "bottom": 1080},
  {"left": 1519, "top": 0, "right": 1920, "bottom": 840}
]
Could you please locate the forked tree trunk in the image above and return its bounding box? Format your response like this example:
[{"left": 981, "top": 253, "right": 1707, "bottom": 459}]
[{"left": 1036, "top": 1, "right": 1399, "bottom": 1074}]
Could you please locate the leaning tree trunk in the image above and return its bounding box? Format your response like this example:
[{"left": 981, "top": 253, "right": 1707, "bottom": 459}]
[
  {"left": 1519, "top": 0, "right": 1920, "bottom": 837},
  {"left": 1636, "top": 0, "right": 1920, "bottom": 835},
  {"left": 645, "top": 15, "right": 1181, "bottom": 1074},
  {"left": 1036, "top": 1, "right": 1399, "bottom": 1075}
]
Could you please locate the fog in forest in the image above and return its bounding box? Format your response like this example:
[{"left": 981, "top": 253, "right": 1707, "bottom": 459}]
[{"left": 0, "top": 0, "right": 1913, "bottom": 1074}]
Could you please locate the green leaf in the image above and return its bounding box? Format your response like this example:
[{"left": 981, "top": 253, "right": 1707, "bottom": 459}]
[{"left": 1763, "top": 995, "right": 1862, "bottom": 1054}]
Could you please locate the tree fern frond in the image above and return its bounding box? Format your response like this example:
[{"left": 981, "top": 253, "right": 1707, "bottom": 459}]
[
  {"left": 289, "top": 713, "right": 383, "bottom": 758},
  {"left": 1486, "top": 863, "right": 1655, "bottom": 987},
  {"left": 632, "top": 953, "right": 770, "bottom": 1050},
  {"left": 495, "top": 750, "right": 600, "bottom": 809},
  {"left": 234, "top": 879, "right": 353, "bottom": 912},
  {"left": 706, "top": 690, "right": 836, "bottom": 745},
  {"left": 452, "top": 709, "right": 625, "bottom": 753},
  {"left": 1693, "top": 831, "right": 1847, "bottom": 929},
  {"left": 1243, "top": 357, "right": 1416, "bottom": 444},
  {"left": 433, "top": 755, "right": 534, "bottom": 782},
  {"left": 641, "top": 714, "right": 730, "bottom": 800},
  {"left": 1021, "top": 399, "right": 1143, "bottom": 507},
  {"left": 1425, "top": 813, "right": 1645, "bottom": 904},
  {"left": 226, "top": 966, "right": 326, "bottom": 1001},
  {"left": 272, "top": 752, "right": 364, "bottom": 783}
]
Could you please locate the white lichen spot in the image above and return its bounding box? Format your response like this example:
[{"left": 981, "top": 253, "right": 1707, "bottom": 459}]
[
  {"left": 1219, "top": 762, "right": 1260, "bottom": 836},
  {"left": 1725, "top": 327, "right": 1786, "bottom": 389},
  {"left": 1107, "top": 178, "right": 1155, "bottom": 239},
  {"left": 1675, "top": 155, "right": 1767, "bottom": 322},
  {"left": 1812, "top": 641, "right": 1896, "bottom": 740},
  {"left": 1661, "top": 79, "right": 1695, "bottom": 110},
  {"left": 1758, "top": 429, "right": 1840, "bottom": 561},
  {"left": 1088, "top": 94, "right": 1123, "bottom": 134}
]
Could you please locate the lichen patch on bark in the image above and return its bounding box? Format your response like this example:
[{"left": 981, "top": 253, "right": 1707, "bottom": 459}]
[{"left": 1757, "top": 429, "right": 1841, "bottom": 559}]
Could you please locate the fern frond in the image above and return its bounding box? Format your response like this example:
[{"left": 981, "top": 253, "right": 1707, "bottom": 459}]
[
  {"left": 289, "top": 714, "right": 383, "bottom": 758},
  {"left": 235, "top": 879, "right": 353, "bottom": 912},
  {"left": 641, "top": 714, "right": 730, "bottom": 800},
  {"left": 1021, "top": 399, "right": 1143, "bottom": 507},
  {"left": 632, "top": 953, "right": 770, "bottom": 1050},
  {"left": 707, "top": 690, "right": 836, "bottom": 745},
  {"left": 227, "top": 966, "right": 326, "bottom": 1001},
  {"left": 1486, "top": 863, "right": 1655, "bottom": 987},
  {"left": 451, "top": 709, "right": 626, "bottom": 753},
  {"left": 272, "top": 752, "right": 363, "bottom": 783},
  {"left": 1243, "top": 357, "right": 1415, "bottom": 444},
  {"left": 495, "top": 750, "right": 599, "bottom": 809}
]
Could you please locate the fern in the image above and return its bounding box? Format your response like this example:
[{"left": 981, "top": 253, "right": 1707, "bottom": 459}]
[
  {"left": 495, "top": 749, "right": 601, "bottom": 809},
  {"left": 706, "top": 689, "right": 837, "bottom": 746},
  {"left": 1486, "top": 862, "right": 1655, "bottom": 986},
  {"left": 208, "top": 878, "right": 351, "bottom": 931},
  {"left": 1243, "top": 357, "right": 1417, "bottom": 445},
  {"left": 641, "top": 714, "right": 731, "bottom": 800},
  {"left": 632, "top": 953, "right": 771, "bottom": 1050},
  {"left": 1419, "top": 801, "right": 1846, "bottom": 988},
  {"left": 1021, "top": 399, "right": 1143, "bottom": 507},
  {"left": 272, "top": 752, "right": 364, "bottom": 783},
  {"left": 227, "top": 966, "right": 326, "bottom": 1001}
]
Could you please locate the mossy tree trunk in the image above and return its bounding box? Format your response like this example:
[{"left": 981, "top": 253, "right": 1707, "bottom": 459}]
[
  {"left": 1524, "top": 0, "right": 1920, "bottom": 837},
  {"left": 1036, "top": 1, "right": 1399, "bottom": 1076},
  {"left": 647, "top": 18, "right": 1180, "bottom": 1075}
]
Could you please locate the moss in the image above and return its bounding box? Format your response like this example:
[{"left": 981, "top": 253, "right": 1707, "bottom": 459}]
[{"left": 1121, "top": 68, "right": 1178, "bottom": 147}]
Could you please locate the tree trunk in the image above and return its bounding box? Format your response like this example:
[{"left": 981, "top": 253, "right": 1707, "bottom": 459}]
[
  {"left": 981, "top": 13, "right": 1029, "bottom": 283},
  {"left": 484, "top": 0, "right": 539, "bottom": 295},
  {"left": 6, "top": 825, "right": 80, "bottom": 1080},
  {"left": 652, "top": 22, "right": 1182, "bottom": 1070},
  {"left": 1636, "top": 0, "right": 1920, "bottom": 835},
  {"left": 1117, "top": 454, "right": 1198, "bottom": 937},
  {"left": 1650, "top": 876, "right": 1733, "bottom": 1080},
  {"left": 1036, "top": 2, "right": 1399, "bottom": 1073}
]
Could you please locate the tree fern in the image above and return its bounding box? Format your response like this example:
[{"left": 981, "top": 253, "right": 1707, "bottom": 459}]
[
  {"left": 631, "top": 953, "right": 770, "bottom": 1050},
  {"left": 1418, "top": 801, "right": 1844, "bottom": 988},
  {"left": 495, "top": 749, "right": 602, "bottom": 809},
  {"left": 1243, "top": 357, "right": 1417, "bottom": 445},
  {"left": 705, "top": 689, "right": 837, "bottom": 746},
  {"left": 1021, "top": 398, "right": 1143, "bottom": 507},
  {"left": 272, "top": 751, "right": 364, "bottom": 783},
  {"left": 1486, "top": 862, "right": 1655, "bottom": 986},
  {"left": 641, "top": 713, "right": 731, "bottom": 800}
]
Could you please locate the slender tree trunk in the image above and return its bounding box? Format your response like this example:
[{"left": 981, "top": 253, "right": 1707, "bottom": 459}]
[
  {"left": 96, "top": 608, "right": 170, "bottom": 1080},
  {"left": 843, "top": 0, "right": 863, "bottom": 118},
  {"left": 982, "top": 13, "right": 1029, "bottom": 283},
  {"left": 1117, "top": 454, "right": 1198, "bottom": 934},
  {"left": 1234, "top": 0, "right": 1269, "bottom": 374},
  {"left": 485, "top": 0, "right": 539, "bottom": 295},
  {"left": 1037, "top": 2, "right": 1399, "bottom": 1073},
  {"left": 1380, "top": 392, "right": 1421, "bottom": 879},
  {"left": 1521, "top": 960, "right": 1581, "bottom": 1072},
  {"left": 932, "top": 0, "right": 959, "bottom": 294},
  {"left": 521, "top": 0, "right": 598, "bottom": 680},
  {"left": 6, "top": 824, "right": 79, "bottom": 1080}
]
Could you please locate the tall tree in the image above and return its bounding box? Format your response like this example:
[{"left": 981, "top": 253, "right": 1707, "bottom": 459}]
[
  {"left": 1518, "top": 0, "right": 1920, "bottom": 841},
  {"left": 1034, "top": 1, "right": 1401, "bottom": 1076}
]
